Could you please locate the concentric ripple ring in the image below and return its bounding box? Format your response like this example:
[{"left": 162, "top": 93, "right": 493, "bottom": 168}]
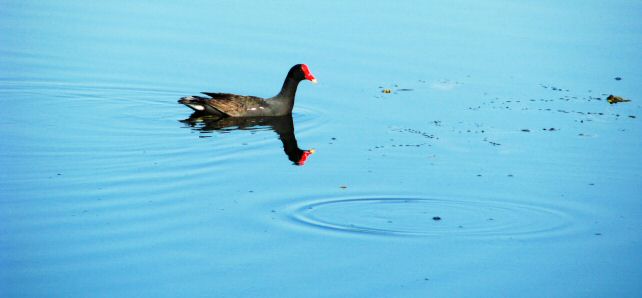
[{"left": 287, "top": 196, "right": 576, "bottom": 239}]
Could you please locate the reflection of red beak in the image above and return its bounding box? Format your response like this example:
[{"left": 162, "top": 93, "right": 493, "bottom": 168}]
[{"left": 297, "top": 149, "right": 315, "bottom": 165}]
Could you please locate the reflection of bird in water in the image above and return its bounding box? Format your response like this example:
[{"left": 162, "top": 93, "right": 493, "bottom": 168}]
[{"left": 180, "top": 114, "right": 315, "bottom": 165}]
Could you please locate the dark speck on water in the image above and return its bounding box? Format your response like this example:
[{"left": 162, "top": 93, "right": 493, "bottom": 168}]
[{"left": 432, "top": 216, "right": 441, "bottom": 221}]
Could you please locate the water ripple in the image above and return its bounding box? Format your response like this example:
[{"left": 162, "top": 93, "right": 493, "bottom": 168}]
[{"left": 287, "top": 196, "right": 578, "bottom": 239}]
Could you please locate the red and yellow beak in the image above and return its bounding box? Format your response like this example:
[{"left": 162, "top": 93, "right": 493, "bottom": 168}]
[{"left": 301, "top": 64, "right": 317, "bottom": 84}]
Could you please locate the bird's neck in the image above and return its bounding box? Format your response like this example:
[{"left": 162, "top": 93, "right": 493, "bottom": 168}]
[{"left": 275, "top": 77, "right": 299, "bottom": 105}]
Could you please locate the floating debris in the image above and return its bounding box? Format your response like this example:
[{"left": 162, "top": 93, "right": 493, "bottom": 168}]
[
  {"left": 483, "top": 138, "right": 501, "bottom": 146},
  {"left": 432, "top": 216, "right": 441, "bottom": 221},
  {"left": 614, "top": 77, "right": 622, "bottom": 81},
  {"left": 339, "top": 185, "right": 348, "bottom": 189},
  {"left": 607, "top": 95, "right": 630, "bottom": 104},
  {"left": 393, "top": 128, "right": 436, "bottom": 139},
  {"left": 521, "top": 129, "right": 530, "bottom": 132}
]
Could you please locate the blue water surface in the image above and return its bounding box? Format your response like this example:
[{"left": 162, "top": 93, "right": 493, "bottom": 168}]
[{"left": 1, "top": 1, "right": 641, "bottom": 297}]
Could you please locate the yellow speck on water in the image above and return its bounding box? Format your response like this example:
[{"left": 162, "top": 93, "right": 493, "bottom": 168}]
[
  {"left": 382, "top": 89, "right": 392, "bottom": 94},
  {"left": 607, "top": 95, "right": 630, "bottom": 104}
]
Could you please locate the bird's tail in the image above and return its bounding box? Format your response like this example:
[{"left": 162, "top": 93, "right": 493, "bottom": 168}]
[
  {"left": 178, "top": 96, "right": 208, "bottom": 111},
  {"left": 178, "top": 96, "right": 226, "bottom": 116}
]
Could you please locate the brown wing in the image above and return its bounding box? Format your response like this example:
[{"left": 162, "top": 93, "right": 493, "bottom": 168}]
[{"left": 202, "top": 93, "right": 267, "bottom": 117}]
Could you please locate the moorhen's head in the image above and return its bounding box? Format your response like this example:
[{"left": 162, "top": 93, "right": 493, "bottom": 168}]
[{"left": 289, "top": 64, "right": 317, "bottom": 84}]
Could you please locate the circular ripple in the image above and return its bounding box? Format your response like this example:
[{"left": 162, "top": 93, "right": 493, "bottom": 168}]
[{"left": 288, "top": 197, "right": 574, "bottom": 239}]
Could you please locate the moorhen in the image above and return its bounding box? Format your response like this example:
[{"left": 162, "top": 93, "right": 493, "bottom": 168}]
[{"left": 178, "top": 64, "right": 317, "bottom": 117}]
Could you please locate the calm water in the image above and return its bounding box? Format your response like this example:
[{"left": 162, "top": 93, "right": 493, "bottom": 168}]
[{"left": 2, "top": 1, "right": 642, "bottom": 297}]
